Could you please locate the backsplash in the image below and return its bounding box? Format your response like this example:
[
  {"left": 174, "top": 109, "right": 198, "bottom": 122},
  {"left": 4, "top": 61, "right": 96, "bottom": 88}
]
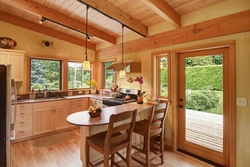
[{"left": 17, "top": 89, "right": 97, "bottom": 100}]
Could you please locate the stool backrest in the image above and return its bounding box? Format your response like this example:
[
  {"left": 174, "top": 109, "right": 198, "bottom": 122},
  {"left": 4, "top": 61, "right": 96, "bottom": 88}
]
[
  {"left": 105, "top": 109, "right": 137, "bottom": 151},
  {"left": 148, "top": 103, "right": 169, "bottom": 136}
]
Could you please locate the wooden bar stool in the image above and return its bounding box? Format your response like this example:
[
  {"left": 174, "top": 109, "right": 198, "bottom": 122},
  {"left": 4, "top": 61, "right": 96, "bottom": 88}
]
[
  {"left": 85, "top": 109, "right": 137, "bottom": 167},
  {"left": 132, "top": 103, "right": 169, "bottom": 166}
]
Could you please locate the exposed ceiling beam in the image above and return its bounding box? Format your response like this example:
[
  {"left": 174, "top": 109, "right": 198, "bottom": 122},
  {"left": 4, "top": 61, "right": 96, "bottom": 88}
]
[
  {"left": 0, "top": 11, "right": 96, "bottom": 50},
  {"left": 97, "top": 10, "right": 250, "bottom": 57},
  {"left": 141, "top": 0, "right": 181, "bottom": 28},
  {"left": 0, "top": 0, "right": 116, "bottom": 44},
  {"left": 79, "top": 0, "right": 148, "bottom": 37}
]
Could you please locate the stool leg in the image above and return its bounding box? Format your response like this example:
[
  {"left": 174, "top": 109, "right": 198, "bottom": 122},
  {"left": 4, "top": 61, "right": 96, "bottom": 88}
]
[
  {"left": 160, "top": 134, "right": 164, "bottom": 164},
  {"left": 111, "top": 154, "right": 114, "bottom": 167},
  {"left": 85, "top": 140, "right": 89, "bottom": 167},
  {"left": 145, "top": 136, "right": 150, "bottom": 167},
  {"left": 104, "top": 152, "right": 109, "bottom": 167}
]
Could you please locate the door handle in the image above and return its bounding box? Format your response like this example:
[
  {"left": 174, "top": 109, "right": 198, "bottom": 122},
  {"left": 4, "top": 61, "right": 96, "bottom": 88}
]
[
  {"left": 179, "top": 98, "right": 183, "bottom": 101},
  {"left": 179, "top": 105, "right": 184, "bottom": 108}
]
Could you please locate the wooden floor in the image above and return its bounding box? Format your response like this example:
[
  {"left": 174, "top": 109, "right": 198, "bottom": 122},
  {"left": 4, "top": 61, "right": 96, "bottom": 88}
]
[
  {"left": 11, "top": 128, "right": 214, "bottom": 167},
  {"left": 186, "top": 110, "right": 223, "bottom": 152}
]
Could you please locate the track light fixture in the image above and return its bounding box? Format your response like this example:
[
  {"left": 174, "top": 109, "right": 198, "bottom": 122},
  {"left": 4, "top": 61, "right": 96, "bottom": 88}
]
[{"left": 39, "top": 17, "right": 46, "bottom": 24}]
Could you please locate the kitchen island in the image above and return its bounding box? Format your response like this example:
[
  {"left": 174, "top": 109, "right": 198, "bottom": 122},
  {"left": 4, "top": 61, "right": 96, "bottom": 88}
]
[{"left": 66, "top": 103, "right": 152, "bottom": 167}]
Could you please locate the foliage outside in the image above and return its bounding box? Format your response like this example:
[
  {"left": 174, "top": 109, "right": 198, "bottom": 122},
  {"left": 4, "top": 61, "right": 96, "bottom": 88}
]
[
  {"left": 184, "top": 54, "right": 223, "bottom": 115},
  {"left": 31, "top": 59, "right": 60, "bottom": 91},
  {"left": 160, "top": 57, "right": 168, "bottom": 97},
  {"left": 104, "top": 61, "right": 114, "bottom": 88},
  {"left": 186, "top": 65, "right": 222, "bottom": 91},
  {"left": 68, "top": 62, "right": 90, "bottom": 89},
  {"left": 186, "top": 90, "right": 220, "bottom": 113}
]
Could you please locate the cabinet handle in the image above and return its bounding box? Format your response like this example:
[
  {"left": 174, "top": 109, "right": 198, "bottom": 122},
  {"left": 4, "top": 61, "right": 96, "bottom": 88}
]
[
  {"left": 19, "top": 131, "right": 25, "bottom": 134},
  {"left": 54, "top": 109, "right": 56, "bottom": 113},
  {"left": 52, "top": 109, "right": 53, "bottom": 113},
  {"left": 79, "top": 105, "right": 82, "bottom": 107},
  {"left": 19, "top": 113, "right": 25, "bottom": 115},
  {"left": 19, "top": 106, "right": 25, "bottom": 108},
  {"left": 78, "top": 100, "right": 82, "bottom": 101},
  {"left": 19, "top": 122, "right": 25, "bottom": 124}
]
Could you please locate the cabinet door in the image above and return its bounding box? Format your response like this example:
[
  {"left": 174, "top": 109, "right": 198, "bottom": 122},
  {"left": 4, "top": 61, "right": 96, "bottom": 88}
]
[
  {"left": 33, "top": 108, "right": 53, "bottom": 135},
  {"left": 54, "top": 105, "right": 70, "bottom": 130},
  {"left": 8, "top": 52, "right": 24, "bottom": 81},
  {"left": 0, "top": 51, "right": 8, "bottom": 65}
]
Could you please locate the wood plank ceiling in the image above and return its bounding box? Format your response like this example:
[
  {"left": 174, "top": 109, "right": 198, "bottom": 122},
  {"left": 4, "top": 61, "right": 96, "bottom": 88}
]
[{"left": 0, "top": 0, "right": 225, "bottom": 50}]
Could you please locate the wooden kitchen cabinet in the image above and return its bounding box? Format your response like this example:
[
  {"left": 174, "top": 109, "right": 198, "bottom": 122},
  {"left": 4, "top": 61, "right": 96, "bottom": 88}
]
[
  {"left": 70, "top": 98, "right": 88, "bottom": 114},
  {"left": 11, "top": 103, "right": 33, "bottom": 140},
  {"left": 0, "top": 49, "right": 24, "bottom": 81},
  {"left": 33, "top": 100, "right": 70, "bottom": 135}
]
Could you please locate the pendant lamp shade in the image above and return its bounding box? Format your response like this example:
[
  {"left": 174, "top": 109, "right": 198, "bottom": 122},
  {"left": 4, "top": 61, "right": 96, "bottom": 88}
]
[
  {"left": 119, "top": 25, "right": 126, "bottom": 78},
  {"left": 82, "top": 5, "right": 91, "bottom": 70}
]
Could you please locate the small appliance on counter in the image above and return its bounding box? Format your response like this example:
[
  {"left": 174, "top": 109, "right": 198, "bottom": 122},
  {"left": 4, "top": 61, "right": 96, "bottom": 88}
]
[{"left": 103, "top": 88, "right": 138, "bottom": 107}]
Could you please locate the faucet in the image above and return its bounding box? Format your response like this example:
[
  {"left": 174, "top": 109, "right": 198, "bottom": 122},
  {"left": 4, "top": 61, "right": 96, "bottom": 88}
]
[{"left": 44, "top": 85, "right": 48, "bottom": 98}]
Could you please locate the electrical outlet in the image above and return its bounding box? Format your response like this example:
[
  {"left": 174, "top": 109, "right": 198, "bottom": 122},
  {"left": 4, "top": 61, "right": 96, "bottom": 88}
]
[
  {"left": 236, "top": 98, "right": 248, "bottom": 107},
  {"left": 78, "top": 91, "right": 82, "bottom": 94}
]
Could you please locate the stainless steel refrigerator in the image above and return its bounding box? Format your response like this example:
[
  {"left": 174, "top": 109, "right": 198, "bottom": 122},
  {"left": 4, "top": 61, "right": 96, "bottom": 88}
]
[{"left": 0, "top": 65, "right": 17, "bottom": 167}]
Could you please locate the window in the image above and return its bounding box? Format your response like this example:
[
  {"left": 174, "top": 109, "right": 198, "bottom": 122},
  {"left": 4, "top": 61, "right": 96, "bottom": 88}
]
[
  {"left": 68, "top": 62, "right": 91, "bottom": 89},
  {"left": 158, "top": 56, "right": 168, "bottom": 97},
  {"left": 103, "top": 61, "right": 114, "bottom": 88},
  {"left": 30, "top": 58, "right": 61, "bottom": 91},
  {"left": 153, "top": 54, "right": 170, "bottom": 98}
]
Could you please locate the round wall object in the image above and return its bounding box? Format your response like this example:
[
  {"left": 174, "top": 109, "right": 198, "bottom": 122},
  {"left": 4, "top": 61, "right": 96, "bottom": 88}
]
[{"left": 0, "top": 37, "right": 17, "bottom": 49}]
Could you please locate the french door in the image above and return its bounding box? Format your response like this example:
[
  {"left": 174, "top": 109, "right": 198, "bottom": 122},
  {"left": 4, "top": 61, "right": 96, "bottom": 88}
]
[{"left": 178, "top": 48, "right": 230, "bottom": 166}]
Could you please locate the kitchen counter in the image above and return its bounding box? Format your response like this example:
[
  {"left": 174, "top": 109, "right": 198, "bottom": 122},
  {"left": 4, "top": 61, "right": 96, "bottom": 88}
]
[
  {"left": 67, "top": 103, "right": 152, "bottom": 167},
  {"left": 16, "top": 94, "right": 112, "bottom": 104}
]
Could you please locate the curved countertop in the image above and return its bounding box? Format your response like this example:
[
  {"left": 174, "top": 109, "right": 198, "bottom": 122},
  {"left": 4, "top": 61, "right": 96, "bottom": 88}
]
[
  {"left": 66, "top": 103, "right": 153, "bottom": 126},
  {"left": 16, "top": 94, "right": 112, "bottom": 104}
]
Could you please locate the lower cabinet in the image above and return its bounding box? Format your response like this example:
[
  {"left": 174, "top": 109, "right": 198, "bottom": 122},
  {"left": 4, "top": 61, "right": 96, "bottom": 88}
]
[
  {"left": 69, "top": 98, "right": 88, "bottom": 127},
  {"left": 33, "top": 100, "right": 70, "bottom": 135},
  {"left": 12, "top": 103, "right": 33, "bottom": 140}
]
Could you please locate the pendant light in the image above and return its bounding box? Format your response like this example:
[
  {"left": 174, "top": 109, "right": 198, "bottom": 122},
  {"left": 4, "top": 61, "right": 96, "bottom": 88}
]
[
  {"left": 82, "top": 5, "right": 91, "bottom": 70},
  {"left": 119, "top": 25, "right": 126, "bottom": 78}
]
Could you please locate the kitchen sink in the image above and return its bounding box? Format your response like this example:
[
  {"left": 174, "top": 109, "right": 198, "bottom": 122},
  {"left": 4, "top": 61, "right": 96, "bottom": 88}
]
[{"left": 33, "top": 97, "right": 66, "bottom": 102}]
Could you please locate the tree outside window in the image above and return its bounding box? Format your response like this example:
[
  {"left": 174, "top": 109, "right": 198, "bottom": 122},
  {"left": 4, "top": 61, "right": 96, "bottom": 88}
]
[
  {"left": 30, "top": 58, "right": 61, "bottom": 91},
  {"left": 103, "top": 61, "right": 114, "bottom": 88},
  {"left": 68, "top": 62, "right": 91, "bottom": 89}
]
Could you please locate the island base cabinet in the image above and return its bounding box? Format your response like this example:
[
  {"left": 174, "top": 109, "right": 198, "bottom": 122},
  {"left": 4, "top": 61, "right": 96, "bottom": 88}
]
[{"left": 33, "top": 108, "right": 54, "bottom": 135}]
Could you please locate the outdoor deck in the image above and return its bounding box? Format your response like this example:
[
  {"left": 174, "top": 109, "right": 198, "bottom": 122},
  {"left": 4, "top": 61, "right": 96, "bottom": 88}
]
[{"left": 186, "top": 109, "right": 223, "bottom": 152}]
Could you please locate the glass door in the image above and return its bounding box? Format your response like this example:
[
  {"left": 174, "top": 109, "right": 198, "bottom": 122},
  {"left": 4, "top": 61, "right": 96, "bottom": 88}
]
[{"left": 178, "top": 48, "right": 230, "bottom": 166}]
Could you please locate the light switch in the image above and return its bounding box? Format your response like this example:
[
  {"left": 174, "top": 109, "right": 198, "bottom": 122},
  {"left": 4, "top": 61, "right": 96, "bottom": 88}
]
[{"left": 236, "top": 98, "right": 248, "bottom": 107}]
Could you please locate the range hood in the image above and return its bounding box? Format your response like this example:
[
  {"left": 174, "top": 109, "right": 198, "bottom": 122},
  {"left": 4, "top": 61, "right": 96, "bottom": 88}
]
[{"left": 107, "top": 60, "right": 141, "bottom": 73}]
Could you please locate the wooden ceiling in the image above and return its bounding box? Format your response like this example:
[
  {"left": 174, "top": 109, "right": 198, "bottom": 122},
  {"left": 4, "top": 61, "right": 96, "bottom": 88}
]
[{"left": 0, "top": 0, "right": 225, "bottom": 50}]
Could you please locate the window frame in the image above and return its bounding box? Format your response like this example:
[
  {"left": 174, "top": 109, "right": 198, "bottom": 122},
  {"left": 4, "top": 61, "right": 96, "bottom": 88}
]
[
  {"left": 67, "top": 61, "right": 93, "bottom": 90},
  {"left": 152, "top": 51, "right": 171, "bottom": 99},
  {"left": 99, "top": 58, "right": 116, "bottom": 89},
  {"left": 29, "top": 57, "right": 62, "bottom": 91}
]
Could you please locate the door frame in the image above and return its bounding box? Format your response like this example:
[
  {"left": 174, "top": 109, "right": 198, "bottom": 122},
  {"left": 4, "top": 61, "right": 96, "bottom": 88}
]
[{"left": 171, "top": 40, "right": 236, "bottom": 166}]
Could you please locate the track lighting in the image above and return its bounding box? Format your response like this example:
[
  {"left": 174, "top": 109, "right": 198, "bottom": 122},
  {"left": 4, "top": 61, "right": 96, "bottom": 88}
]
[{"left": 39, "top": 17, "right": 46, "bottom": 24}]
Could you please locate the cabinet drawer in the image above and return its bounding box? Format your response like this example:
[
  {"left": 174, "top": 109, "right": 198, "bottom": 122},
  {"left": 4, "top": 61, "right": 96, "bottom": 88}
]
[
  {"left": 70, "top": 98, "right": 88, "bottom": 105},
  {"left": 15, "top": 128, "right": 32, "bottom": 139},
  {"left": 15, "top": 119, "right": 32, "bottom": 130},
  {"left": 15, "top": 110, "right": 32, "bottom": 120},
  {"left": 12, "top": 104, "right": 32, "bottom": 112},
  {"left": 70, "top": 104, "right": 86, "bottom": 113}
]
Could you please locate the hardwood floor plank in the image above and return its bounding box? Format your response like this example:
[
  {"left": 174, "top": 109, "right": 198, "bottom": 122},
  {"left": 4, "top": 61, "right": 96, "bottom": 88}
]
[{"left": 11, "top": 128, "right": 214, "bottom": 167}]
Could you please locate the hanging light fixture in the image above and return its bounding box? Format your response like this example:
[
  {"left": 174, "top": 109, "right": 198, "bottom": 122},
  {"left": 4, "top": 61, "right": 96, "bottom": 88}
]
[
  {"left": 119, "top": 25, "right": 126, "bottom": 78},
  {"left": 82, "top": 5, "right": 91, "bottom": 70}
]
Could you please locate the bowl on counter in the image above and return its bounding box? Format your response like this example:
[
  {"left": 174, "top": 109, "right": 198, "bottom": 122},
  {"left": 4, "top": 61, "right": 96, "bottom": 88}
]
[{"left": 89, "top": 111, "right": 102, "bottom": 117}]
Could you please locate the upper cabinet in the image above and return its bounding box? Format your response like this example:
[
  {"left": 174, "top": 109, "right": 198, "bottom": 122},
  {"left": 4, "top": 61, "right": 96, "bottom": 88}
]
[{"left": 0, "top": 49, "right": 25, "bottom": 81}]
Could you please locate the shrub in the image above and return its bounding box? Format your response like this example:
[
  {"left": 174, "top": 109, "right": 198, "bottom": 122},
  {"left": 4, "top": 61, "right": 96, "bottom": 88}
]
[
  {"left": 186, "top": 65, "right": 222, "bottom": 91},
  {"left": 186, "top": 90, "right": 220, "bottom": 111}
]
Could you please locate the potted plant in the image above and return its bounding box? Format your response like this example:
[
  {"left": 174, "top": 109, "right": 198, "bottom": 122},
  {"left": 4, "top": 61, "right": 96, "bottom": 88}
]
[
  {"left": 134, "top": 76, "right": 146, "bottom": 104},
  {"left": 88, "top": 79, "right": 98, "bottom": 94}
]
